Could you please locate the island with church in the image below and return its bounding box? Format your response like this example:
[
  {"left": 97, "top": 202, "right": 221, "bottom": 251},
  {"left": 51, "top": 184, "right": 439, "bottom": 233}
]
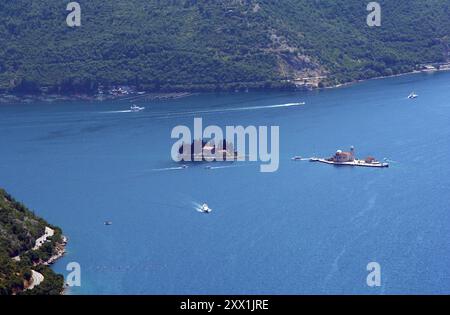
[{"left": 310, "top": 146, "right": 389, "bottom": 168}]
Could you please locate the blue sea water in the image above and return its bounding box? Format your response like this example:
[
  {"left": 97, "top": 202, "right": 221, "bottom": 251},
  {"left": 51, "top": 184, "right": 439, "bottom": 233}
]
[{"left": 1, "top": 72, "right": 449, "bottom": 294}]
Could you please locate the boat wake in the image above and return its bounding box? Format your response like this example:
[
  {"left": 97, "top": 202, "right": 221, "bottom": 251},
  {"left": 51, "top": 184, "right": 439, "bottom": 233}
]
[
  {"left": 150, "top": 166, "right": 188, "bottom": 172},
  {"left": 185, "top": 101, "right": 306, "bottom": 115},
  {"left": 204, "top": 164, "right": 248, "bottom": 170},
  {"left": 236, "top": 102, "right": 306, "bottom": 111},
  {"left": 194, "top": 205, "right": 206, "bottom": 213},
  {"left": 98, "top": 101, "right": 305, "bottom": 118},
  {"left": 192, "top": 202, "right": 212, "bottom": 213},
  {"left": 100, "top": 110, "right": 133, "bottom": 114}
]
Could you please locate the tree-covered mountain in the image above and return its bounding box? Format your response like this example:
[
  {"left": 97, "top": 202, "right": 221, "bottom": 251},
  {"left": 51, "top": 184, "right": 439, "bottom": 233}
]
[
  {"left": 0, "top": 189, "right": 65, "bottom": 295},
  {"left": 0, "top": 0, "right": 449, "bottom": 93}
]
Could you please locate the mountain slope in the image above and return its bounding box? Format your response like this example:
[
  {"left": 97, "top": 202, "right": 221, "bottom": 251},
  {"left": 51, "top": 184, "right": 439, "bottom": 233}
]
[
  {"left": 0, "top": 189, "right": 64, "bottom": 295},
  {"left": 0, "top": 0, "right": 449, "bottom": 93}
]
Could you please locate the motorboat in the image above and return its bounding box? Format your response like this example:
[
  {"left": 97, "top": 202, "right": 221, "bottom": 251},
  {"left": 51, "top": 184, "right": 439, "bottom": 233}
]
[
  {"left": 200, "top": 203, "right": 212, "bottom": 214},
  {"left": 291, "top": 156, "right": 303, "bottom": 161},
  {"left": 408, "top": 92, "right": 418, "bottom": 99},
  {"left": 104, "top": 221, "right": 113, "bottom": 226},
  {"left": 130, "top": 104, "right": 145, "bottom": 112}
]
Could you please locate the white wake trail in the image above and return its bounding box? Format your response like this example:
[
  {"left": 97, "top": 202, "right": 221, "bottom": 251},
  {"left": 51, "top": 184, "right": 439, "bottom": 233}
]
[
  {"left": 226, "top": 102, "right": 306, "bottom": 112},
  {"left": 151, "top": 166, "right": 188, "bottom": 172},
  {"left": 151, "top": 101, "right": 306, "bottom": 118},
  {"left": 98, "top": 101, "right": 305, "bottom": 118},
  {"left": 205, "top": 164, "right": 248, "bottom": 170},
  {"left": 100, "top": 110, "right": 133, "bottom": 114}
]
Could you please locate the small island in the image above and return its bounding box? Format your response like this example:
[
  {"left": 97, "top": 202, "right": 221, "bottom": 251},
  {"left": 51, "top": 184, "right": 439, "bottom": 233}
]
[
  {"left": 310, "top": 146, "right": 389, "bottom": 168},
  {"left": 0, "top": 188, "right": 67, "bottom": 295},
  {"left": 178, "top": 139, "right": 239, "bottom": 162}
]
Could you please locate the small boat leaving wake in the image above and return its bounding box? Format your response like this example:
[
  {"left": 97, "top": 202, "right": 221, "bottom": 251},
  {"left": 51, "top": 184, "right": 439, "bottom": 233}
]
[
  {"left": 100, "top": 104, "right": 146, "bottom": 114},
  {"left": 408, "top": 92, "right": 418, "bottom": 99},
  {"left": 102, "top": 110, "right": 134, "bottom": 114},
  {"left": 226, "top": 102, "right": 305, "bottom": 112},
  {"left": 151, "top": 165, "right": 188, "bottom": 172},
  {"left": 130, "top": 104, "right": 145, "bottom": 112},
  {"left": 99, "top": 101, "right": 305, "bottom": 118},
  {"left": 192, "top": 202, "right": 213, "bottom": 214},
  {"left": 197, "top": 203, "right": 212, "bottom": 214},
  {"left": 205, "top": 164, "right": 248, "bottom": 170}
]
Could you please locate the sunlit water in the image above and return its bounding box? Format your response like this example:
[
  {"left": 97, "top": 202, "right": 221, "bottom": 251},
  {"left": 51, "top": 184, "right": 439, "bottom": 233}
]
[{"left": 1, "top": 72, "right": 449, "bottom": 294}]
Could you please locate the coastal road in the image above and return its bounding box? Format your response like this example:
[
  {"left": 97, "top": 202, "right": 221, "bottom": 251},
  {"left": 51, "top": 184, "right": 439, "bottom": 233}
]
[
  {"left": 28, "top": 270, "right": 44, "bottom": 290},
  {"left": 33, "top": 227, "right": 54, "bottom": 250}
]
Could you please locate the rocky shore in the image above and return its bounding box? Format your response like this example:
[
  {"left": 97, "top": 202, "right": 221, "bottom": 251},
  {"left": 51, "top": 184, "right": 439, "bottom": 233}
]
[{"left": 43, "top": 235, "right": 68, "bottom": 266}]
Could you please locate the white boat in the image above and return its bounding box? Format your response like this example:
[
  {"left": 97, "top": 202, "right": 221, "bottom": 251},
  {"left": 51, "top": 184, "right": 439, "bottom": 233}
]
[
  {"left": 200, "top": 203, "right": 212, "bottom": 213},
  {"left": 291, "top": 156, "right": 303, "bottom": 161},
  {"left": 408, "top": 92, "right": 418, "bottom": 99},
  {"left": 130, "top": 104, "right": 145, "bottom": 112}
]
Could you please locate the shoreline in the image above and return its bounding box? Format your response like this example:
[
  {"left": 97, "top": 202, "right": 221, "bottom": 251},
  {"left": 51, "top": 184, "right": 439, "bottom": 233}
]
[
  {"left": 18, "top": 234, "right": 68, "bottom": 294},
  {"left": 0, "top": 91, "right": 196, "bottom": 104},
  {"left": 325, "top": 67, "right": 450, "bottom": 90},
  {"left": 1, "top": 67, "right": 449, "bottom": 104},
  {"left": 30, "top": 227, "right": 68, "bottom": 267},
  {"left": 45, "top": 235, "right": 68, "bottom": 295},
  {"left": 43, "top": 235, "right": 68, "bottom": 266}
]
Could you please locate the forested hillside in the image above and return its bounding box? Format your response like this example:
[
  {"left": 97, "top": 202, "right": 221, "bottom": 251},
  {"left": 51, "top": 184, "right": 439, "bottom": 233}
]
[
  {"left": 0, "top": 189, "right": 64, "bottom": 295},
  {"left": 0, "top": 0, "right": 449, "bottom": 93}
]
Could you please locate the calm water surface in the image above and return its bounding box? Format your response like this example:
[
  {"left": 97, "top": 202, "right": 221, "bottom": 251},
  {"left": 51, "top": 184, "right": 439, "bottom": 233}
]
[{"left": 1, "top": 72, "right": 449, "bottom": 294}]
